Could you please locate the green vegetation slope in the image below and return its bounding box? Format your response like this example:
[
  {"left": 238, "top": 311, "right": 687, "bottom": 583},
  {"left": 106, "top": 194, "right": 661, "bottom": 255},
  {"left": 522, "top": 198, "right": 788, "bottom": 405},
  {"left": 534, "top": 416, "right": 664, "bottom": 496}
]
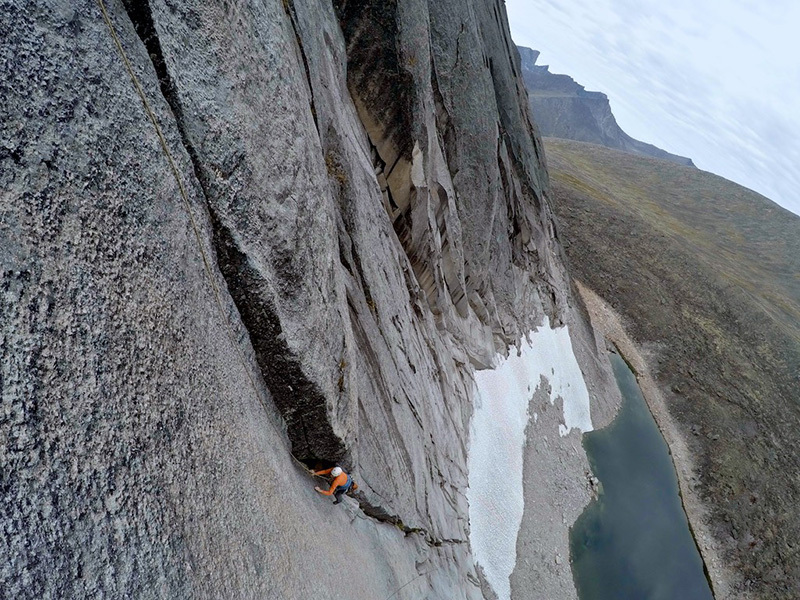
[{"left": 546, "top": 138, "right": 800, "bottom": 599}]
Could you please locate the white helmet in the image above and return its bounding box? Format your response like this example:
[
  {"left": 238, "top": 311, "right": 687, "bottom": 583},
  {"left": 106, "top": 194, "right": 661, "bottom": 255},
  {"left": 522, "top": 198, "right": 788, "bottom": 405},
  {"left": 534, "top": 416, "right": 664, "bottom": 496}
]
[{"left": 331, "top": 466, "right": 343, "bottom": 477}]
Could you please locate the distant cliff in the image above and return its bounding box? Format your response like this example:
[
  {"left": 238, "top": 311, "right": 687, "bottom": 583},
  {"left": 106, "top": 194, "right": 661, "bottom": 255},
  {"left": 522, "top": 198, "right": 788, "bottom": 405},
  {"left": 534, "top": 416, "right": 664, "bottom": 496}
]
[{"left": 517, "top": 47, "right": 695, "bottom": 167}]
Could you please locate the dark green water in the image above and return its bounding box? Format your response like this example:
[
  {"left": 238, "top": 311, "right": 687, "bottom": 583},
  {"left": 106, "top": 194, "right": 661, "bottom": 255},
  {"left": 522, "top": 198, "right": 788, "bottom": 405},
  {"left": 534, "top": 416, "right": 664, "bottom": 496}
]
[{"left": 570, "top": 353, "right": 714, "bottom": 600}]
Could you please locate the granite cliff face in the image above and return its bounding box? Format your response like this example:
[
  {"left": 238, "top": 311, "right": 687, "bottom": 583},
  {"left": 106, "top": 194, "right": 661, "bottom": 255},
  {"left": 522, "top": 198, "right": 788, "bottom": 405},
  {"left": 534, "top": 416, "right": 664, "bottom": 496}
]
[
  {"left": 0, "top": 2, "right": 606, "bottom": 598},
  {"left": 517, "top": 47, "right": 695, "bottom": 167}
]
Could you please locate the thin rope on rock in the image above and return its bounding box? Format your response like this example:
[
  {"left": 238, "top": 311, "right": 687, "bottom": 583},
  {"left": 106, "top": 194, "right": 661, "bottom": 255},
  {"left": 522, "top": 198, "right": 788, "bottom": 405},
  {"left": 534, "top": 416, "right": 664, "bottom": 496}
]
[
  {"left": 383, "top": 571, "right": 431, "bottom": 600},
  {"left": 97, "top": 0, "right": 342, "bottom": 481},
  {"left": 96, "top": 7, "right": 444, "bottom": 595},
  {"left": 95, "top": 0, "right": 267, "bottom": 412}
]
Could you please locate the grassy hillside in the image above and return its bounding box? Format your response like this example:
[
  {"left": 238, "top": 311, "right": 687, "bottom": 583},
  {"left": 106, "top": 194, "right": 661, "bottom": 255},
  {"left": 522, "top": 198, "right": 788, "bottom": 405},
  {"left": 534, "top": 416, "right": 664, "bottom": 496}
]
[{"left": 545, "top": 138, "right": 800, "bottom": 598}]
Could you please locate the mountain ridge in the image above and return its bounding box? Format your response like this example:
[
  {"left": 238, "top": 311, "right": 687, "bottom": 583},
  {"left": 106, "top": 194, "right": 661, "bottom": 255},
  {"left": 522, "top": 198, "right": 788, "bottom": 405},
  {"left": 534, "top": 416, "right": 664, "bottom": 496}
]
[
  {"left": 545, "top": 137, "right": 800, "bottom": 599},
  {"left": 518, "top": 46, "right": 695, "bottom": 167}
]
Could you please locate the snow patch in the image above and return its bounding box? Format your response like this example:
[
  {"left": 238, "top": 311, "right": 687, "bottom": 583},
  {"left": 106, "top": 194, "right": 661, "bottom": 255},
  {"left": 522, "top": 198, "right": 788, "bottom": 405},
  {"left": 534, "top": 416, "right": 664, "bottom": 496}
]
[{"left": 467, "top": 317, "right": 593, "bottom": 600}]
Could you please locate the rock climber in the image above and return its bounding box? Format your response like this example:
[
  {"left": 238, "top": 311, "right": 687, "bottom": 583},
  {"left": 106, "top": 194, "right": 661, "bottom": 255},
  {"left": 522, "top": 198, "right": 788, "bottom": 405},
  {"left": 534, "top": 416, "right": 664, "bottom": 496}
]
[{"left": 312, "top": 465, "right": 355, "bottom": 505}]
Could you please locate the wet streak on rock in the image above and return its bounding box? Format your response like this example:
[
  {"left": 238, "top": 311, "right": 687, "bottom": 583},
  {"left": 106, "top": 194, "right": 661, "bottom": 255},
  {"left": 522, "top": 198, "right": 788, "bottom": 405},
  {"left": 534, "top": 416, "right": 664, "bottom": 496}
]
[
  {"left": 281, "top": 0, "right": 319, "bottom": 135},
  {"left": 120, "top": 0, "right": 203, "bottom": 180},
  {"left": 488, "top": 57, "right": 541, "bottom": 270},
  {"left": 210, "top": 211, "right": 346, "bottom": 463},
  {"left": 121, "top": 0, "right": 346, "bottom": 464},
  {"left": 333, "top": 0, "right": 415, "bottom": 170},
  {"left": 330, "top": 1, "right": 434, "bottom": 310},
  {"left": 430, "top": 64, "right": 458, "bottom": 180}
]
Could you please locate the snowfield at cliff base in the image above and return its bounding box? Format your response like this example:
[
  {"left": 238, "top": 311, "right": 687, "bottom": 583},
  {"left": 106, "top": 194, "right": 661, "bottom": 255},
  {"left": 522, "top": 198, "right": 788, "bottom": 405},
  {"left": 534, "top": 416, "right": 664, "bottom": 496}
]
[{"left": 467, "top": 318, "right": 593, "bottom": 600}]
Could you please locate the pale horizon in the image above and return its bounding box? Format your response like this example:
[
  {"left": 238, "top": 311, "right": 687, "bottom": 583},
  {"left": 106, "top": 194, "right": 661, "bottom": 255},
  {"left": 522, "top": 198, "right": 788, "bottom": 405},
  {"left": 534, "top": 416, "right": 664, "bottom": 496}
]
[{"left": 506, "top": 0, "right": 800, "bottom": 217}]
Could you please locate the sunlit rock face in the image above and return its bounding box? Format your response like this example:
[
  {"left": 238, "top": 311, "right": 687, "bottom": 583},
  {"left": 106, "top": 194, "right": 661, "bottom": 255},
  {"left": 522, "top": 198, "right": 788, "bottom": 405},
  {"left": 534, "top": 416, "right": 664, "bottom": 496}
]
[{"left": 0, "top": 1, "right": 603, "bottom": 598}]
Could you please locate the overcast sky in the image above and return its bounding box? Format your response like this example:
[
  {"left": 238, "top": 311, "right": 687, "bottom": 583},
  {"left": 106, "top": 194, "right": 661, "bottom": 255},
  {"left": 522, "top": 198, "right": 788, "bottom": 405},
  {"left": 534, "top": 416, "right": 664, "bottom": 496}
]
[{"left": 505, "top": 0, "right": 800, "bottom": 216}]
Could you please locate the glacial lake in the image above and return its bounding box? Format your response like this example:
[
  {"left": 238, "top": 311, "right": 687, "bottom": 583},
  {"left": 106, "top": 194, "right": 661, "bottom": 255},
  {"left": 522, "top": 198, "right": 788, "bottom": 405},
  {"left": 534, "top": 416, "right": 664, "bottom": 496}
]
[{"left": 570, "top": 353, "right": 714, "bottom": 600}]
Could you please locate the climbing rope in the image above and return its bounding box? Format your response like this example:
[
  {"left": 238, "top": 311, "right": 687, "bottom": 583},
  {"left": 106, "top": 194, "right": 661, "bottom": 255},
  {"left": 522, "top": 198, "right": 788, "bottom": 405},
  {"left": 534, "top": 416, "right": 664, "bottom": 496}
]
[
  {"left": 94, "top": 0, "right": 294, "bottom": 447},
  {"left": 383, "top": 571, "right": 430, "bottom": 600},
  {"left": 96, "top": 0, "right": 332, "bottom": 479},
  {"left": 94, "top": 9, "right": 445, "bottom": 598}
]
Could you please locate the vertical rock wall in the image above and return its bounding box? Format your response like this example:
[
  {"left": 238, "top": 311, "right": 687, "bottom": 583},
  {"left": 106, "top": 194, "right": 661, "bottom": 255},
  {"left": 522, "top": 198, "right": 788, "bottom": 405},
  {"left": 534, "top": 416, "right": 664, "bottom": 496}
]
[{"left": 1, "top": 0, "right": 576, "bottom": 598}]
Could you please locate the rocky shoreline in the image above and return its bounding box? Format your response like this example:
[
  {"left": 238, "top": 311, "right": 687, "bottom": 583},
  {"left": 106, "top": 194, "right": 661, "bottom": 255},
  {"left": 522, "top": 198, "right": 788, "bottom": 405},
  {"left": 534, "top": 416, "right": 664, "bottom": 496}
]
[{"left": 575, "top": 282, "right": 739, "bottom": 598}]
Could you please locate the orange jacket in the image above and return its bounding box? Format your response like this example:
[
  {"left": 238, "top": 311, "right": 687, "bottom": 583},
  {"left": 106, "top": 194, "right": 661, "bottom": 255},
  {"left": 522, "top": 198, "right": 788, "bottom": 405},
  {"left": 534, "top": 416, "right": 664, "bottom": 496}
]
[{"left": 313, "top": 467, "right": 348, "bottom": 495}]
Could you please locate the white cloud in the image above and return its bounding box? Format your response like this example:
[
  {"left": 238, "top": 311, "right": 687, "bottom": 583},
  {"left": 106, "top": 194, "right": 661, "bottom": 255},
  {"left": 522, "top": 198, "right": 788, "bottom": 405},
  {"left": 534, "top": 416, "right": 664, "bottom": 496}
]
[{"left": 506, "top": 0, "right": 800, "bottom": 215}]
